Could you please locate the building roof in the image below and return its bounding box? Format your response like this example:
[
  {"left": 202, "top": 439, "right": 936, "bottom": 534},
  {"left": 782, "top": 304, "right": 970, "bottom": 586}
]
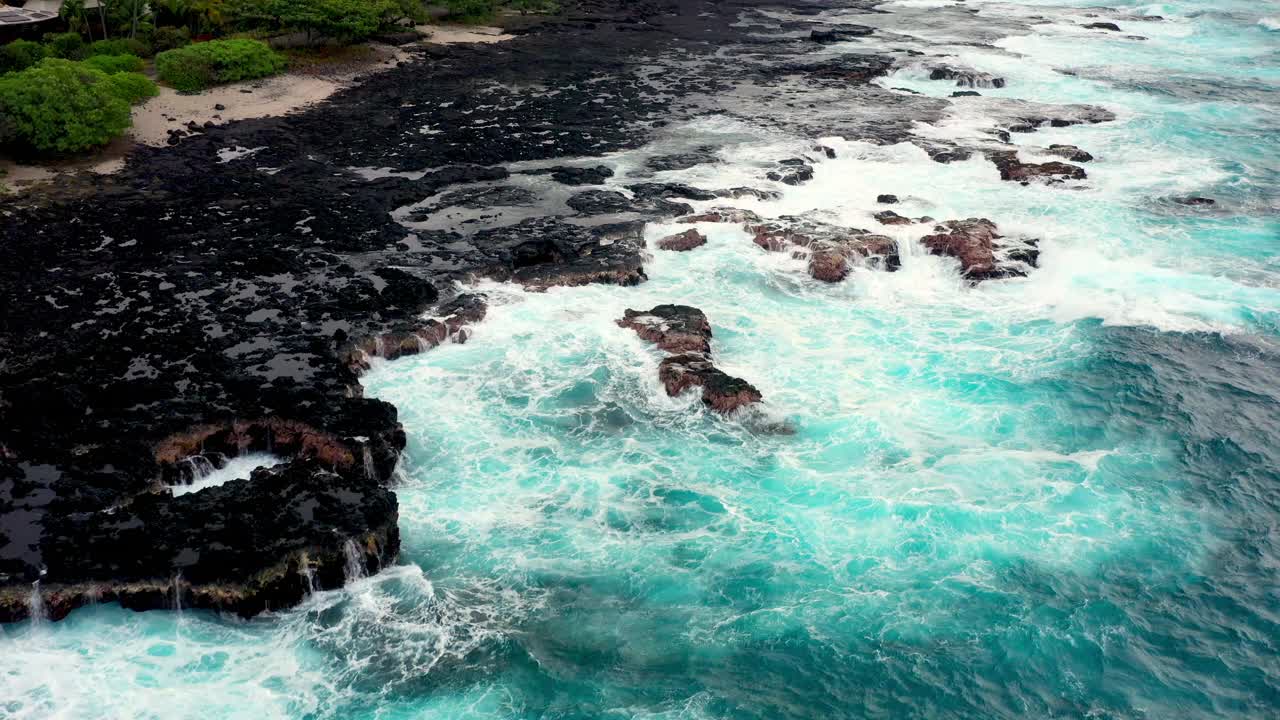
[{"left": 0, "top": 0, "right": 99, "bottom": 26}]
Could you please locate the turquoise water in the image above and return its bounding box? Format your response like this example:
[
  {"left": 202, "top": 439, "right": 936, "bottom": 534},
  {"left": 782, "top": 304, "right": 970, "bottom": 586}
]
[{"left": 4, "top": 2, "right": 1279, "bottom": 718}]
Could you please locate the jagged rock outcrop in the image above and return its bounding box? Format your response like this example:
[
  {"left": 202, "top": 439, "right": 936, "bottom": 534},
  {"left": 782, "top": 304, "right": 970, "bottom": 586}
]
[
  {"left": 1, "top": 460, "right": 399, "bottom": 623},
  {"left": 542, "top": 165, "right": 615, "bottom": 186},
  {"left": 874, "top": 210, "right": 929, "bottom": 226},
  {"left": 645, "top": 146, "right": 719, "bottom": 171},
  {"left": 566, "top": 189, "right": 693, "bottom": 216},
  {"left": 749, "top": 217, "right": 900, "bottom": 282},
  {"left": 767, "top": 158, "right": 815, "bottom": 186},
  {"left": 618, "top": 305, "right": 762, "bottom": 414},
  {"left": 1047, "top": 144, "right": 1094, "bottom": 162},
  {"left": 809, "top": 25, "right": 875, "bottom": 43},
  {"left": 919, "top": 218, "right": 1040, "bottom": 281},
  {"left": 678, "top": 207, "right": 764, "bottom": 224},
  {"left": 929, "top": 65, "right": 1007, "bottom": 89},
  {"left": 657, "top": 229, "right": 708, "bottom": 251},
  {"left": 988, "top": 150, "right": 1087, "bottom": 184}
]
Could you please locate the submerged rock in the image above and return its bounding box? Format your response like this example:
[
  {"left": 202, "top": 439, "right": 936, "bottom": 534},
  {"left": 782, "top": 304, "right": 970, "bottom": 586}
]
[
  {"left": 1084, "top": 22, "right": 1121, "bottom": 31},
  {"left": 1173, "top": 196, "right": 1216, "bottom": 206},
  {"left": 617, "top": 305, "right": 762, "bottom": 414}
]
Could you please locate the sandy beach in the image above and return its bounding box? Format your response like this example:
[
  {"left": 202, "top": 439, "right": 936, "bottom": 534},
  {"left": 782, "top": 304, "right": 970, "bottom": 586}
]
[{"left": 2, "top": 28, "right": 513, "bottom": 193}]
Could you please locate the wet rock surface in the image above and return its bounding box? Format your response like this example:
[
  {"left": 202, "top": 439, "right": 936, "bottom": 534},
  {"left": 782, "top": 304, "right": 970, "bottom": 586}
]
[
  {"left": 749, "top": 217, "right": 900, "bottom": 281},
  {"left": 920, "top": 218, "right": 1040, "bottom": 282},
  {"left": 657, "top": 229, "right": 708, "bottom": 251},
  {"left": 1047, "top": 144, "right": 1095, "bottom": 162},
  {"left": 989, "top": 150, "right": 1088, "bottom": 184},
  {"left": 0, "top": 0, "right": 1090, "bottom": 621},
  {"left": 929, "top": 65, "right": 1006, "bottom": 89},
  {"left": 618, "top": 305, "right": 762, "bottom": 413}
]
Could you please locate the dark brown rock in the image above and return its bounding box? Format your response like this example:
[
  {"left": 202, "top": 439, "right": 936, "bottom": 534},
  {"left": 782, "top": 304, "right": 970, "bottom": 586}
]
[
  {"left": 1047, "top": 144, "right": 1094, "bottom": 162},
  {"left": 874, "top": 210, "right": 914, "bottom": 226},
  {"left": 677, "top": 207, "right": 763, "bottom": 224},
  {"left": 659, "top": 354, "right": 763, "bottom": 414},
  {"left": 989, "top": 151, "right": 1087, "bottom": 183},
  {"left": 617, "top": 305, "right": 712, "bottom": 354},
  {"left": 920, "top": 218, "right": 1040, "bottom": 281},
  {"left": 618, "top": 305, "right": 762, "bottom": 415},
  {"left": 657, "top": 229, "right": 708, "bottom": 251}
]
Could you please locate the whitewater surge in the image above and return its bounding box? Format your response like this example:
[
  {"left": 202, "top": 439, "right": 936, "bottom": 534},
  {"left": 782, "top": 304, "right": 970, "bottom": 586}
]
[{"left": 3, "top": 1, "right": 1279, "bottom": 719}]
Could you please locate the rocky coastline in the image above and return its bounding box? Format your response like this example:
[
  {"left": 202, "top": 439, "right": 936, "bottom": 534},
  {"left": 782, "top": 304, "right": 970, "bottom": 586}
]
[{"left": 0, "top": 0, "right": 1113, "bottom": 622}]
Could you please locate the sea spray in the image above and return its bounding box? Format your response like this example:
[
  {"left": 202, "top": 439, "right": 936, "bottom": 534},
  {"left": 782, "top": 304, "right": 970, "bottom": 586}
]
[
  {"left": 343, "top": 539, "right": 366, "bottom": 582},
  {"left": 26, "top": 582, "right": 44, "bottom": 626},
  {"left": 299, "top": 552, "right": 319, "bottom": 595}
]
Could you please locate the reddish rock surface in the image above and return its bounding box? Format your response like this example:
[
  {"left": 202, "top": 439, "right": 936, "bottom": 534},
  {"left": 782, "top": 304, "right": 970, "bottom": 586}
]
[
  {"left": 920, "top": 218, "right": 1040, "bottom": 281},
  {"left": 657, "top": 229, "right": 708, "bottom": 251},
  {"left": 989, "top": 151, "right": 1087, "bottom": 184},
  {"left": 617, "top": 305, "right": 762, "bottom": 414}
]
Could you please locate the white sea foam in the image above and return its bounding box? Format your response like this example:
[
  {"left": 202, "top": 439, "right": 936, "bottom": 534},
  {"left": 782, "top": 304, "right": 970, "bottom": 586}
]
[{"left": 171, "top": 453, "right": 284, "bottom": 496}]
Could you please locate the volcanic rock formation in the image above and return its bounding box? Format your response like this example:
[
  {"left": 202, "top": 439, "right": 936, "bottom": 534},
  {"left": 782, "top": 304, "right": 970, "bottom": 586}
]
[{"left": 618, "top": 305, "right": 762, "bottom": 414}]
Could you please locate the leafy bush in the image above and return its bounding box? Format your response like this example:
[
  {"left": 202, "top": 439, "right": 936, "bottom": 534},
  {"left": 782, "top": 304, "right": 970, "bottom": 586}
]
[
  {"left": 43, "top": 32, "right": 87, "bottom": 60},
  {"left": 227, "top": 0, "right": 385, "bottom": 44},
  {"left": 104, "top": 72, "right": 161, "bottom": 104},
  {"left": 155, "top": 39, "right": 285, "bottom": 92},
  {"left": 0, "top": 58, "right": 132, "bottom": 153},
  {"left": 442, "top": 0, "right": 495, "bottom": 22},
  {"left": 506, "top": 0, "right": 557, "bottom": 14},
  {"left": 83, "top": 53, "right": 146, "bottom": 75},
  {"left": 0, "top": 40, "right": 47, "bottom": 74},
  {"left": 88, "top": 38, "right": 153, "bottom": 58},
  {"left": 152, "top": 26, "right": 193, "bottom": 53}
]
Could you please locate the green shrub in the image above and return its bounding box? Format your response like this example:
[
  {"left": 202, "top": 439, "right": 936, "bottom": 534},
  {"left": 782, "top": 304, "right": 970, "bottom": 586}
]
[
  {"left": 155, "top": 39, "right": 285, "bottom": 92},
  {"left": 151, "top": 26, "right": 193, "bottom": 53},
  {"left": 0, "top": 39, "right": 47, "bottom": 74},
  {"left": 43, "top": 32, "right": 87, "bottom": 60},
  {"left": 88, "top": 38, "right": 153, "bottom": 58},
  {"left": 227, "top": 0, "right": 385, "bottom": 44},
  {"left": 0, "top": 58, "right": 131, "bottom": 153},
  {"left": 83, "top": 53, "right": 146, "bottom": 75},
  {"left": 104, "top": 72, "right": 160, "bottom": 104},
  {"left": 443, "top": 0, "right": 495, "bottom": 22}
]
